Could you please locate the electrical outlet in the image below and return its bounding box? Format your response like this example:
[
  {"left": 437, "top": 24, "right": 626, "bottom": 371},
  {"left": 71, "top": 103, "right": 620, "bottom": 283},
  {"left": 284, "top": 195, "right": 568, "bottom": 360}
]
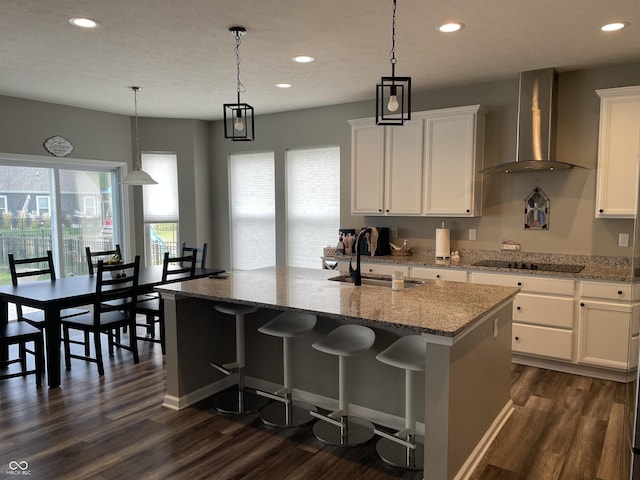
[
  {"left": 469, "top": 229, "right": 477, "bottom": 241},
  {"left": 619, "top": 233, "right": 630, "bottom": 247}
]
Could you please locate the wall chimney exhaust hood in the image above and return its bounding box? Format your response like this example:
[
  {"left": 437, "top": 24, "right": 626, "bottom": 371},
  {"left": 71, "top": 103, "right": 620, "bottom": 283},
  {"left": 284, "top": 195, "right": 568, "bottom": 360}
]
[{"left": 481, "top": 68, "right": 581, "bottom": 173}]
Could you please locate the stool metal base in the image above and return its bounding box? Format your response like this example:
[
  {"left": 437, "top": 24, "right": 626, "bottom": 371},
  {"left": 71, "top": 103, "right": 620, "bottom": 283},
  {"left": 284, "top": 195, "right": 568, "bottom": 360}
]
[
  {"left": 213, "top": 388, "right": 269, "bottom": 416},
  {"left": 312, "top": 415, "right": 375, "bottom": 447},
  {"left": 260, "top": 400, "right": 317, "bottom": 428},
  {"left": 376, "top": 437, "right": 424, "bottom": 471}
]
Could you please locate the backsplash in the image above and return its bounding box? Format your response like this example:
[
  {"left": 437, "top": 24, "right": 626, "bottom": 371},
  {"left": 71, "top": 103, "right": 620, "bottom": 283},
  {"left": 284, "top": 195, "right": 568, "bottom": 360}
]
[{"left": 408, "top": 247, "right": 632, "bottom": 268}]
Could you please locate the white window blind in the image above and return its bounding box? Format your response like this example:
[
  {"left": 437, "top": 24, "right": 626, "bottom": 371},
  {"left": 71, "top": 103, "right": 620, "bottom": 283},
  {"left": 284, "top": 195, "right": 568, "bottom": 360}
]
[
  {"left": 142, "top": 153, "right": 179, "bottom": 222},
  {"left": 229, "top": 152, "right": 276, "bottom": 270},
  {"left": 286, "top": 146, "right": 340, "bottom": 268}
]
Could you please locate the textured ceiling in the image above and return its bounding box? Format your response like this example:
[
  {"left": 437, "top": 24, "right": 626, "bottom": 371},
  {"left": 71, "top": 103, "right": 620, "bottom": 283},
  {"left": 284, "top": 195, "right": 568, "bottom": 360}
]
[{"left": 1, "top": 0, "right": 639, "bottom": 120}]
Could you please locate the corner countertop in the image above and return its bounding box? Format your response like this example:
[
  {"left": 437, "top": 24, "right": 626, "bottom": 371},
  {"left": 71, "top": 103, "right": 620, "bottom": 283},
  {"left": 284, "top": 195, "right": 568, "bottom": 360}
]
[
  {"left": 155, "top": 266, "right": 518, "bottom": 338},
  {"left": 325, "top": 251, "right": 633, "bottom": 282}
]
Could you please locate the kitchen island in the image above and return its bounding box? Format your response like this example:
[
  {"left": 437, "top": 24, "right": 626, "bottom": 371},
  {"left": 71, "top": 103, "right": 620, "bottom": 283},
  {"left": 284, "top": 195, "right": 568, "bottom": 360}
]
[{"left": 156, "top": 266, "right": 518, "bottom": 480}]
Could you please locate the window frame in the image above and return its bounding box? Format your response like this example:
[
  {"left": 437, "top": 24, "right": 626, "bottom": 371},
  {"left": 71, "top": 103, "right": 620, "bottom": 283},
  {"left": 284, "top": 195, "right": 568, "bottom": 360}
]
[{"left": 0, "top": 151, "right": 131, "bottom": 273}]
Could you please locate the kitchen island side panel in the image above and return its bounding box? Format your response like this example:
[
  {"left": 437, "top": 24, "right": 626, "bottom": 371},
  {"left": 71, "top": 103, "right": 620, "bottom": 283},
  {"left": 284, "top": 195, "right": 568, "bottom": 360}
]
[{"left": 424, "top": 302, "right": 513, "bottom": 479}]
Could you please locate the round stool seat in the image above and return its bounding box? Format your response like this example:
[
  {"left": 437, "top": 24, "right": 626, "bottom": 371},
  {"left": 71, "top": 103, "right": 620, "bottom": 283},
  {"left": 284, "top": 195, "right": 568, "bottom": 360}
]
[
  {"left": 376, "top": 335, "right": 426, "bottom": 372},
  {"left": 258, "top": 311, "right": 317, "bottom": 338},
  {"left": 214, "top": 303, "right": 257, "bottom": 316},
  {"left": 312, "top": 324, "right": 375, "bottom": 357}
]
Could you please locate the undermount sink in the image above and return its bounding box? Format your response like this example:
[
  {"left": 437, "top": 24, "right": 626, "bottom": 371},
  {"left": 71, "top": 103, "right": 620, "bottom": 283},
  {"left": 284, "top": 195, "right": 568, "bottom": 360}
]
[{"left": 328, "top": 274, "right": 424, "bottom": 288}]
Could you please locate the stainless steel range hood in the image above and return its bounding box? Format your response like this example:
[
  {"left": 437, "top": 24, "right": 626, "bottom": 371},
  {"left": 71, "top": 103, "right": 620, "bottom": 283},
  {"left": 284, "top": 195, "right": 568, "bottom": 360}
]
[{"left": 482, "top": 68, "right": 580, "bottom": 173}]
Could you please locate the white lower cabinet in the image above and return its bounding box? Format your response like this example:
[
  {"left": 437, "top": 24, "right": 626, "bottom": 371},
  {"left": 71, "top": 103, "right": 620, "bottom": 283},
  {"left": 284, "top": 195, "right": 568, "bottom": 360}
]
[
  {"left": 512, "top": 324, "right": 574, "bottom": 361},
  {"left": 471, "top": 272, "right": 575, "bottom": 361},
  {"left": 410, "top": 266, "right": 468, "bottom": 282},
  {"left": 337, "top": 260, "right": 409, "bottom": 277},
  {"left": 577, "top": 281, "right": 640, "bottom": 370}
]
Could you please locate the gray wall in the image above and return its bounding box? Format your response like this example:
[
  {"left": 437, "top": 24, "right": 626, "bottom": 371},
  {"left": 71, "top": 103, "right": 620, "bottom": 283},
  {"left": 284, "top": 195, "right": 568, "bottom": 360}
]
[
  {"left": 2, "top": 61, "right": 640, "bottom": 270},
  {"left": 209, "top": 62, "right": 640, "bottom": 270},
  {"left": 0, "top": 96, "right": 211, "bottom": 262}
]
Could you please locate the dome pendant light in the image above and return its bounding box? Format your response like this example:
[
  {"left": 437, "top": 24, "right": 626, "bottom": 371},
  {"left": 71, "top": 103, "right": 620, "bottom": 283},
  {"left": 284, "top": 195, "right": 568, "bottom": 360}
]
[
  {"left": 376, "top": 0, "right": 411, "bottom": 125},
  {"left": 120, "top": 86, "right": 158, "bottom": 185},
  {"left": 224, "top": 26, "right": 255, "bottom": 141}
]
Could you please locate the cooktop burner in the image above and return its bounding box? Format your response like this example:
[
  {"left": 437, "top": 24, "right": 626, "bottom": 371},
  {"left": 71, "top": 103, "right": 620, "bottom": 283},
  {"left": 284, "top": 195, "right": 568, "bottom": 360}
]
[{"left": 472, "top": 259, "right": 585, "bottom": 273}]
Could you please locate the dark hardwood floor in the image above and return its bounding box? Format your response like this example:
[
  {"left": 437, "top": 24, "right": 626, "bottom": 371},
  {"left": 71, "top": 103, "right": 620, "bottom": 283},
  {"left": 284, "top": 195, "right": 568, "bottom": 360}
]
[{"left": 0, "top": 327, "right": 630, "bottom": 479}]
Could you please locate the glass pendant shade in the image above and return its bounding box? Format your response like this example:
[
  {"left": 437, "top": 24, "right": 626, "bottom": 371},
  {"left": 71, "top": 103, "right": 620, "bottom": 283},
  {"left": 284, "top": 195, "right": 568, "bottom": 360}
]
[
  {"left": 121, "top": 167, "right": 158, "bottom": 185},
  {"left": 224, "top": 102, "right": 255, "bottom": 141},
  {"left": 119, "top": 86, "right": 158, "bottom": 185},
  {"left": 376, "top": 76, "right": 411, "bottom": 125}
]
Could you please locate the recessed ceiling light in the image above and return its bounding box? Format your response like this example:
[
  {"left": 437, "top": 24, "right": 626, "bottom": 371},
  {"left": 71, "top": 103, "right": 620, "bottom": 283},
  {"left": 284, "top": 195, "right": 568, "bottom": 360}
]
[
  {"left": 292, "top": 55, "right": 315, "bottom": 63},
  {"left": 439, "top": 22, "right": 464, "bottom": 33},
  {"left": 601, "top": 21, "right": 629, "bottom": 32},
  {"left": 275, "top": 83, "right": 292, "bottom": 89},
  {"left": 69, "top": 17, "right": 101, "bottom": 28}
]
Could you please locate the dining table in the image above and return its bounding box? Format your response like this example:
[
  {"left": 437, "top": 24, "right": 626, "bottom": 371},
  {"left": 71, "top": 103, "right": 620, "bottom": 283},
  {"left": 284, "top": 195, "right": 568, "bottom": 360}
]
[{"left": 0, "top": 264, "right": 225, "bottom": 387}]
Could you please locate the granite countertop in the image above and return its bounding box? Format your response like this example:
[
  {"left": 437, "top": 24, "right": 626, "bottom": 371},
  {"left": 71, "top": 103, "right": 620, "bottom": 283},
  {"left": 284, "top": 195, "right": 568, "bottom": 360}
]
[
  {"left": 156, "top": 266, "right": 518, "bottom": 338},
  {"left": 326, "top": 249, "right": 634, "bottom": 282}
]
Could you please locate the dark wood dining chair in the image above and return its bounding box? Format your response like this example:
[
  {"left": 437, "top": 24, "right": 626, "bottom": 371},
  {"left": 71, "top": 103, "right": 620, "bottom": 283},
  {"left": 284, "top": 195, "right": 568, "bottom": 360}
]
[
  {"left": 181, "top": 241, "right": 208, "bottom": 269},
  {"left": 85, "top": 244, "right": 122, "bottom": 275},
  {"left": 8, "top": 251, "right": 90, "bottom": 355},
  {"left": 0, "top": 322, "right": 45, "bottom": 387},
  {"left": 61, "top": 256, "right": 141, "bottom": 376},
  {"left": 135, "top": 250, "right": 197, "bottom": 354}
]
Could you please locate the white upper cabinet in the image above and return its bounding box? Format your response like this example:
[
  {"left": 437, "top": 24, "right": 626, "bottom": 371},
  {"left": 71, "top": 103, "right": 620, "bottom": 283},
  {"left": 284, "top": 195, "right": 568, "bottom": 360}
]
[
  {"left": 349, "top": 117, "right": 423, "bottom": 215},
  {"left": 384, "top": 119, "right": 424, "bottom": 215},
  {"left": 349, "top": 105, "right": 485, "bottom": 217},
  {"left": 422, "top": 105, "right": 485, "bottom": 217},
  {"left": 349, "top": 119, "right": 385, "bottom": 214},
  {"left": 595, "top": 86, "right": 640, "bottom": 218}
]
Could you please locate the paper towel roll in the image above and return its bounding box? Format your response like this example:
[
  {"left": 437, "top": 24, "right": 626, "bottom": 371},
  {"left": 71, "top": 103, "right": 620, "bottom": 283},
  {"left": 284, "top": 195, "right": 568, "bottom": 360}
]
[{"left": 436, "top": 228, "right": 450, "bottom": 259}]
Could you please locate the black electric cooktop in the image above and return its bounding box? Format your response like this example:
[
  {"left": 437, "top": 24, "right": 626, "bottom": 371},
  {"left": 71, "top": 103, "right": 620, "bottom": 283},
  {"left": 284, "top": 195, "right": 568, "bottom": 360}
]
[{"left": 472, "top": 259, "right": 585, "bottom": 274}]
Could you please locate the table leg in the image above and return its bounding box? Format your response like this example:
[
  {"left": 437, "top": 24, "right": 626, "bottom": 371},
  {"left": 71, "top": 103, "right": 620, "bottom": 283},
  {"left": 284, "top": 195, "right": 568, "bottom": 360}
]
[{"left": 44, "top": 308, "right": 62, "bottom": 388}]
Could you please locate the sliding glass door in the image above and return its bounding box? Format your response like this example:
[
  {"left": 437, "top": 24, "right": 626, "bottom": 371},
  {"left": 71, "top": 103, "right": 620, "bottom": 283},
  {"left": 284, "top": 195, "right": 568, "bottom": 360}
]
[{"left": 0, "top": 160, "right": 123, "bottom": 284}]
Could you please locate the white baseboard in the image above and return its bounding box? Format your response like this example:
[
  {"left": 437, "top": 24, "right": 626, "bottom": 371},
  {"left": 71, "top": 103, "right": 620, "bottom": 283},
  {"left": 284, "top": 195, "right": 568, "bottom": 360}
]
[
  {"left": 512, "top": 355, "right": 635, "bottom": 383},
  {"left": 162, "top": 376, "right": 235, "bottom": 410},
  {"left": 453, "top": 400, "right": 514, "bottom": 480},
  {"left": 163, "top": 375, "right": 425, "bottom": 434}
]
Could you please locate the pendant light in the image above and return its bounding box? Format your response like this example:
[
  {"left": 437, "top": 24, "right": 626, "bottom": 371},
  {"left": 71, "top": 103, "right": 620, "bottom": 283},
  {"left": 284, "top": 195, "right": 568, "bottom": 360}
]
[
  {"left": 120, "top": 86, "right": 158, "bottom": 185},
  {"left": 224, "top": 26, "right": 255, "bottom": 141},
  {"left": 376, "top": 0, "right": 411, "bottom": 125}
]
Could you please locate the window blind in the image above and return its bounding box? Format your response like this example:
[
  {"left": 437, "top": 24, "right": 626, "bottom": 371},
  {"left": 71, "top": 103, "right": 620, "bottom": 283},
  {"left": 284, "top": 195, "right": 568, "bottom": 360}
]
[
  {"left": 286, "top": 146, "right": 340, "bottom": 268},
  {"left": 142, "top": 153, "right": 179, "bottom": 222},
  {"left": 229, "top": 152, "right": 276, "bottom": 270}
]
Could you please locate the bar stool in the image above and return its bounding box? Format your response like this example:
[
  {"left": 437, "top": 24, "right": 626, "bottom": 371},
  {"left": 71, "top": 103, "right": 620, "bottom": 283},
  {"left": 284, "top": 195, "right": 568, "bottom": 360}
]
[
  {"left": 210, "top": 302, "right": 268, "bottom": 415},
  {"left": 256, "top": 311, "right": 318, "bottom": 427},
  {"left": 373, "top": 335, "right": 426, "bottom": 470},
  {"left": 310, "top": 324, "right": 376, "bottom": 447}
]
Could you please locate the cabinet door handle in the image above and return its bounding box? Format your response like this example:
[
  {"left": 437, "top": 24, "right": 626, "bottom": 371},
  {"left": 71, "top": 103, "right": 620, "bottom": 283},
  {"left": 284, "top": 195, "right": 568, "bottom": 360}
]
[
  {"left": 368, "top": 268, "right": 373, "bottom": 273},
  {"left": 618, "top": 290, "right": 623, "bottom": 295},
  {"left": 514, "top": 336, "right": 520, "bottom": 341},
  {"left": 599, "top": 209, "right": 604, "bottom": 213},
  {"left": 378, "top": 209, "right": 382, "bottom": 212},
  {"left": 580, "top": 302, "right": 585, "bottom": 307},
  {"left": 436, "top": 274, "right": 440, "bottom": 279},
  {"left": 517, "top": 282, "right": 522, "bottom": 287},
  {"left": 516, "top": 306, "right": 521, "bottom": 310},
  {"left": 385, "top": 209, "right": 389, "bottom": 212}
]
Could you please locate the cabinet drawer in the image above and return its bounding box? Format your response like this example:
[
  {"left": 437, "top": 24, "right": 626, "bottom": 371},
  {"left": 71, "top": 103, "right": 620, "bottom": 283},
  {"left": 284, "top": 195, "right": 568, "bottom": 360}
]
[
  {"left": 360, "top": 263, "right": 410, "bottom": 277},
  {"left": 410, "top": 267, "right": 468, "bottom": 283},
  {"left": 471, "top": 272, "right": 574, "bottom": 295},
  {"left": 513, "top": 293, "right": 574, "bottom": 329},
  {"left": 512, "top": 323, "right": 573, "bottom": 361},
  {"left": 579, "top": 281, "right": 633, "bottom": 301}
]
